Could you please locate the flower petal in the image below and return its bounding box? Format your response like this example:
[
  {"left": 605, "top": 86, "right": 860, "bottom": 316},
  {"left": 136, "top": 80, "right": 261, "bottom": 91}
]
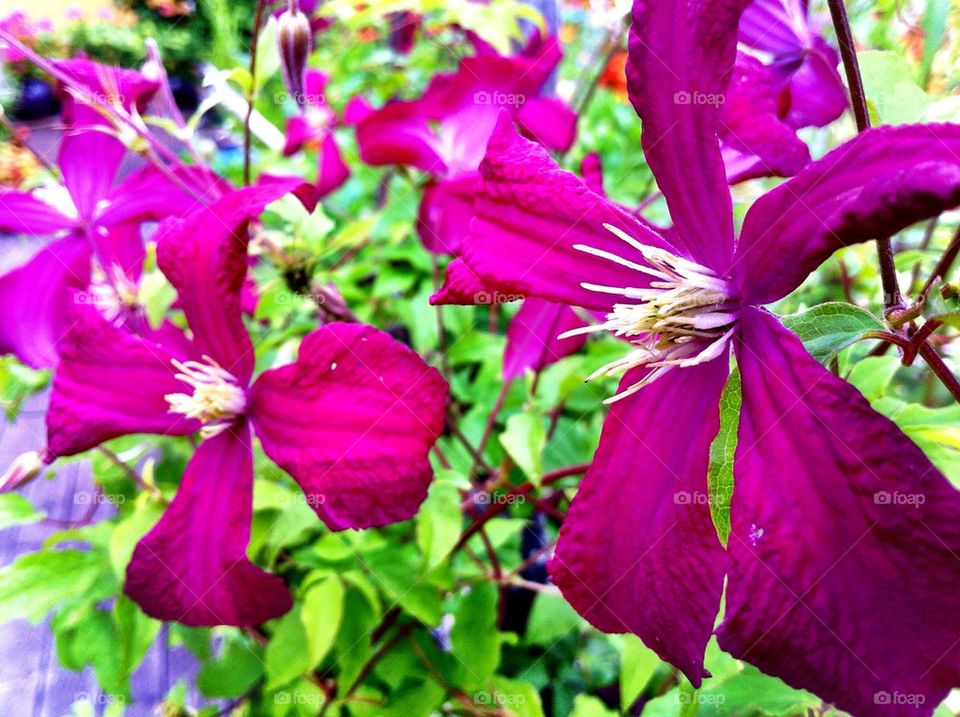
[
  {"left": 626, "top": 0, "right": 743, "bottom": 271},
  {"left": 417, "top": 173, "right": 479, "bottom": 255},
  {"left": 718, "top": 308, "right": 960, "bottom": 716},
  {"left": 156, "top": 181, "right": 311, "bottom": 383},
  {"left": 282, "top": 115, "right": 316, "bottom": 156},
  {"left": 734, "top": 124, "right": 960, "bottom": 304},
  {"left": 249, "top": 323, "right": 447, "bottom": 531},
  {"left": 502, "top": 299, "right": 588, "bottom": 380},
  {"left": 515, "top": 96, "right": 578, "bottom": 153},
  {"left": 97, "top": 164, "right": 226, "bottom": 227},
  {"left": 355, "top": 101, "right": 445, "bottom": 173},
  {"left": 738, "top": 0, "right": 806, "bottom": 55},
  {"left": 0, "top": 235, "right": 90, "bottom": 369},
  {"left": 46, "top": 305, "right": 199, "bottom": 458},
  {"left": 782, "top": 39, "right": 847, "bottom": 130},
  {"left": 431, "top": 114, "right": 674, "bottom": 311},
  {"left": 721, "top": 54, "right": 811, "bottom": 184},
  {"left": 316, "top": 132, "right": 351, "bottom": 197},
  {"left": 125, "top": 423, "right": 292, "bottom": 626},
  {"left": 0, "top": 190, "right": 77, "bottom": 235},
  {"left": 549, "top": 361, "right": 729, "bottom": 685}
]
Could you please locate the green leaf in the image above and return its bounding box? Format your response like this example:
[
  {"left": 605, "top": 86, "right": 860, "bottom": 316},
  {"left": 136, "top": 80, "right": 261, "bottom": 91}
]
[
  {"left": 482, "top": 675, "right": 545, "bottom": 717},
  {"left": 620, "top": 635, "right": 660, "bottom": 710},
  {"left": 846, "top": 355, "right": 901, "bottom": 402},
  {"left": 302, "top": 575, "right": 345, "bottom": 669},
  {"left": 197, "top": 635, "right": 265, "bottom": 698},
  {"left": 254, "top": 16, "right": 281, "bottom": 92},
  {"left": 366, "top": 548, "right": 442, "bottom": 626},
  {"left": 265, "top": 607, "right": 313, "bottom": 689},
  {"left": 782, "top": 302, "right": 885, "bottom": 363},
  {"left": 415, "top": 471, "right": 464, "bottom": 570},
  {"left": 570, "top": 695, "right": 618, "bottom": 717},
  {"left": 451, "top": 583, "right": 500, "bottom": 689},
  {"left": 113, "top": 596, "right": 161, "bottom": 698},
  {"left": 0, "top": 550, "right": 113, "bottom": 624},
  {"left": 0, "top": 493, "right": 44, "bottom": 530},
  {"left": 919, "top": 0, "right": 950, "bottom": 87},
  {"left": 706, "top": 369, "right": 740, "bottom": 546},
  {"left": 499, "top": 411, "right": 546, "bottom": 483},
  {"left": 524, "top": 592, "right": 582, "bottom": 647},
  {"left": 858, "top": 51, "right": 931, "bottom": 124}
]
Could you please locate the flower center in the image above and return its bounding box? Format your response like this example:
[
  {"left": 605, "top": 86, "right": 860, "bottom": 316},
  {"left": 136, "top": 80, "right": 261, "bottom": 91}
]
[
  {"left": 89, "top": 262, "right": 141, "bottom": 324},
  {"left": 165, "top": 356, "right": 247, "bottom": 437},
  {"left": 560, "top": 223, "right": 739, "bottom": 403}
]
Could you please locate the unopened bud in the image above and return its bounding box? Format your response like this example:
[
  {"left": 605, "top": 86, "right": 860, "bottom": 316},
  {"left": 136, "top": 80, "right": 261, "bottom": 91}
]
[
  {"left": 277, "top": 0, "right": 312, "bottom": 111},
  {"left": 0, "top": 451, "right": 44, "bottom": 492}
]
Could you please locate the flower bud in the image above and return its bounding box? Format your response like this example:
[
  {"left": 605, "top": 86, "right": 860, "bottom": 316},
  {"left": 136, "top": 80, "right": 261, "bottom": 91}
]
[
  {"left": 0, "top": 450, "right": 44, "bottom": 493},
  {"left": 277, "top": 0, "right": 313, "bottom": 111}
]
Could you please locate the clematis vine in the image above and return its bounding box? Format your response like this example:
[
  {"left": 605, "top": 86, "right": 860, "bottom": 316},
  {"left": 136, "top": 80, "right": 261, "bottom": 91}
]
[
  {"left": 279, "top": 69, "right": 351, "bottom": 197},
  {"left": 0, "top": 58, "right": 221, "bottom": 368},
  {"left": 720, "top": 0, "right": 848, "bottom": 182},
  {"left": 44, "top": 182, "right": 448, "bottom": 626},
  {"left": 433, "top": 0, "right": 960, "bottom": 713},
  {"left": 354, "top": 33, "right": 577, "bottom": 255}
]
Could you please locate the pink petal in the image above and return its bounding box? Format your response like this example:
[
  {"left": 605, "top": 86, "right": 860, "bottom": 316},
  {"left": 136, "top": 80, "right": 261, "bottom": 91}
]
[
  {"left": 431, "top": 114, "right": 674, "bottom": 312},
  {"left": 0, "top": 190, "right": 77, "bottom": 235},
  {"left": 282, "top": 115, "right": 316, "bottom": 156},
  {"left": 46, "top": 305, "right": 199, "bottom": 458},
  {"left": 156, "top": 182, "right": 311, "bottom": 383},
  {"left": 249, "top": 323, "right": 448, "bottom": 531},
  {"left": 626, "top": 0, "right": 742, "bottom": 271},
  {"left": 502, "top": 299, "right": 588, "bottom": 380},
  {"left": 125, "top": 423, "right": 292, "bottom": 626},
  {"left": 417, "top": 173, "right": 479, "bottom": 255},
  {"left": 718, "top": 308, "right": 960, "bottom": 715},
  {"left": 720, "top": 54, "right": 811, "bottom": 184},
  {"left": 783, "top": 39, "right": 847, "bottom": 130},
  {"left": 515, "top": 96, "right": 578, "bottom": 153},
  {"left": 738, "top": 0, "right": 806, "bottom": 55},
  {"left": 316, "top": 132, "right": 351, "bottom": 197},
  {"left": 98, "top": 164, "right": 226, "bottom": 227},
  {"left": 735, "top": 124, "right": 960, "bottom": 305},
  {"left": 355, "top": 101, "right": 445, "bottom": 173},
  {"left": 579, "top": 153, "right": 606, "bottom": 196},
  {"left": 550, "top": 361, "right": 730, "bottom": 685},
  {"left": 0, "top": 235, "right": 90, "bottom": 369}
]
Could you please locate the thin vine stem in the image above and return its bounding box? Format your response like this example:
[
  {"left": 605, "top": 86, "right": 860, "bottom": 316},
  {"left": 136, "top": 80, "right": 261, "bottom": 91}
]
[{"left": 243, "top": 0, "right": 268, "bottom": 186}]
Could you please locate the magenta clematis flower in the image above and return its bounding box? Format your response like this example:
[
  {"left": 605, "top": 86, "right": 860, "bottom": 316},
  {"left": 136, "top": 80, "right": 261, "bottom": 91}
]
[
  {"left": 355, "top": 33, "right": 577, "bottom": 254},
  {"left": 279, "top": 69, "right": 351, "bottom": 196},
  {"left": 720, "top": 0, "right": 848, "bottom": 182},
  {"left": 739, "top": 0, "right": 848, "bottom": 130},
  {"left": 433, "top": 1, "right": 960, "bottom": 713},
  {"left": 0, "top": 59, "right": 221, "bottom": 368},
  {"left": 45, "top": 182, "right": 448, "bottom": 626}
]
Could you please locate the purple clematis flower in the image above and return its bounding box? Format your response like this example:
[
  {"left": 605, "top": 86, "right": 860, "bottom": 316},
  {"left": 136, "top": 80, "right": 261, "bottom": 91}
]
[
  {"left": 433, "top": 1, "right": 960, "bottom": 713},
  {"left": 355, "top": 33, "right": 577, "bottom": 255},
  {"left": 720, "top": 0, "right": 848, "bottom": 182},
  {"left": 0, "top": 59, "right": 221, "bottom": 368},
  {"left": 280, "top": 69, "right": 351, "bottom": 196},
  {"left": 45, "top": 182, "right": 448, "bottom": 626},
  {"left": 739, "top": 0, "right": 848, "bottom": 130}
]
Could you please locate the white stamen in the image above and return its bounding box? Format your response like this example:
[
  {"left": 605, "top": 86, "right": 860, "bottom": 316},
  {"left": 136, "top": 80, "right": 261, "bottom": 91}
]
[
  {"left": 165, "top": 356, "right": 247, "bottom": 438},
  {"left": 565, "top": 225, "right": 740, "bottom": 402}
]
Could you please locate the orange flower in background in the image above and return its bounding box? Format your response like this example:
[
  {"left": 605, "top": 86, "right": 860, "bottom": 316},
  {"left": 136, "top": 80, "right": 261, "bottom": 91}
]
[
  {"left": 0, "top": 142, "right": 41, "bottom": 188},
  {"left": 599, "top": 48, "right": 626, "bottom": 98}
]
